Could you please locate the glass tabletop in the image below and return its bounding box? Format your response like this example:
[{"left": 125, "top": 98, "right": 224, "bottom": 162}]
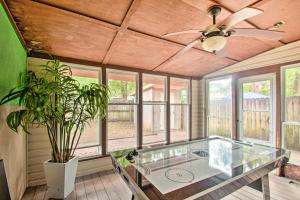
[
  {"left": 111, "top": 137, "right": 288, "bottom": 196},
  {"left": 132, "top": 137, "right": 284, "bottom": 194}
]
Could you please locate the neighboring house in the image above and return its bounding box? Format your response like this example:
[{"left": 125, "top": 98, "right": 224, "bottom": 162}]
[
  {"left": 107, "top": 84, "right": 188, "bottom": 134},
  {"left": 142, "top": 84, "right": 187, "bottom": 133}
]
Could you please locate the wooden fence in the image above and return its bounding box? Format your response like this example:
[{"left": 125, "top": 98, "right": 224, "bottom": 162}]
[
  {"left": 108, "top": 104, "right": 134, "bottom": 122},
  {"left": 284, "top": 96, "right": 300, "bottom": 151},
  {"left": 208, "top": 96, "right": 300, "bottom": 151}
]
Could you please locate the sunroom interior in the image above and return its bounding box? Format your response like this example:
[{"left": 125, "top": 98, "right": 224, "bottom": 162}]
[{"left": 0, "top": 0, "right": 300, "bottom": 200}]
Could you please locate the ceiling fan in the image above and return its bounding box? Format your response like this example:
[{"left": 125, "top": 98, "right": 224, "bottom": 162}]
[{"left": 162, "top": 5, "right": 284, "bottom": 59}]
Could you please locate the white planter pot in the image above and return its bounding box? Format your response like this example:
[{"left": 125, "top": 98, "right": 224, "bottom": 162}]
[{"left": 43, "top": 156, "right": 79, "bottom": 199}]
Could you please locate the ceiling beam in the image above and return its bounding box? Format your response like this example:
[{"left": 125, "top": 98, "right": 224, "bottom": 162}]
[
  {"left": 248, "top": 0, "right": 272, "bottom": 8},
  {"left": 29, "top": 51, "right": 201, "bottom": 79},
  {"left": 102, "top": 0, "right": 141, "bottom": 64}
]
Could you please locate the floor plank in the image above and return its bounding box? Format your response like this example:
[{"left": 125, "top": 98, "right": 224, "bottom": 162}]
[
  {"left": 83, "top": 175, "right": 98, "bottom": 200},
  {"left": 91, "top": 173, "right": 110, "bottom": 200},
  {"left": 22, "top": 171, "right": 300, "bottom": 200},
  {"left": 33, "top": 185, "right": 46, "bottom": 200},
  {"left": 75, "top": 176, "right": 88, "bottom": 200},
  {"left": 99, "top": 170, "right": 121, "bottom": 200}
]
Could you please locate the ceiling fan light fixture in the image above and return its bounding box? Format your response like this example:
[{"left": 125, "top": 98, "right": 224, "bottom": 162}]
[{"left": 202, "top": 36, "right": 227, "bottom": 52}]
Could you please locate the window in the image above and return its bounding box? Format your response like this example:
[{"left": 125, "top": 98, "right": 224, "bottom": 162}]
[
  {"left": 206, "top": 77, "right": 232, "bottom": 138},
  {"left": 71, "top": 68, "right": 102, "bottom": 158},
  {"left": 282, "top": 65, "right": 300, "bottom": 165},
  {"left": 107, "top": 69, "right": 138, "bottom": 152},
  {"left": 170, "top": 78, "right": 190, "bottom": 143},
  {"left": 143, "top": 74, "right": 167, "bottom": 146}
]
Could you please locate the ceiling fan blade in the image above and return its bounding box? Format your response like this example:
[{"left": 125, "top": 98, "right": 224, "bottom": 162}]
[
  {"left": 166, "top": 39, "right": 200, "bottom": 63},
  {"left": 231, "top": 28, "right": 284, "bottom": 40},
  {"left": 218, "top": 8, "right": 263, "bottom": 31},
  {"left": 163, "top": 30, "right": 203, "bottom": 37},
  {"left": 215, "top": 49, "right": 227, "bottom": 58}
]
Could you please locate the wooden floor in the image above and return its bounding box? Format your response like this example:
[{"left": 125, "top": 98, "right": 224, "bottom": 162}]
[{"left": 22, "top": 170, "right": 300, "bottom": 200}]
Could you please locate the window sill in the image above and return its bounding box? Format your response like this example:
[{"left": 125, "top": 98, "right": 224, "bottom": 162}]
[{"left": 79, "top": 154, "right": 110, "bottom": 162}]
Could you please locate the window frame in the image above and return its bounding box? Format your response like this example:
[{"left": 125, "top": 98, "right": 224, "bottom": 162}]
[
  {"left": 106, "top": 69, "right": 139, "bottom": 152},
  {"left": 142, "top": 73, "right": 168, "bottom": 146},
  {"left": 170, "top": 77, "right": 191, "bottom": 143},
  {"left": 281, "top": 64, "right": 300, "bottom": 150},
  {"left": 237, "top": 73, "right": 276, "bottom": 146},
  {"left": 205, "top": 75, "right": 233, "bottom": 139},
  {"left": 58, "top": 61, "right": 193, "bottom": 158},
  {"left": 68, "top": 63, "right": 103, "bottom": 157}
]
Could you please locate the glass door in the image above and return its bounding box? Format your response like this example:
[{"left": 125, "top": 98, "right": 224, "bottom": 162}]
[
  {"left": 206, "top": 77, "right": 232, "bottom": 138},
  {"left": 238, "top": 74, "right": 275, "bottom": 146},
  {"left": 282, "top": 65, "right": 300, "bottom": 165}
]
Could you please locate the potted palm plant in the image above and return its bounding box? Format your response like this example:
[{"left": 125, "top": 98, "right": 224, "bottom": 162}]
[{"left": 0, "top": 58, "right": 108, "bottom": 198}]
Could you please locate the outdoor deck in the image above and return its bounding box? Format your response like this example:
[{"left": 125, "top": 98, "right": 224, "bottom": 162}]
[{"left": 22, "top": 170, "right": 300, "bottom": 200}]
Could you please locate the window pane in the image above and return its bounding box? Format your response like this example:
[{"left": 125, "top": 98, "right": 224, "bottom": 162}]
[
  {"left": 283, "top": 124, "right": 300, "bottom": 165},
  {"left": 143, "top": 74, "right": 165, "bottom": 102},
  {"left": 171, "top": 105, "right": 189, "bottom": 143},
  {"left": 283, "top": 66, "right": 300, "bottom": 165},
  {"left": 283, "top": 124, "right": 300, "bottom": 151},
  {"left": 207, "top": 78, "right": 232, "bottom": 138},
  {"left": 107, "top": 69, "right": 137, "bottom": 103},
  {"left": 285, "top": 67, "right": 300, "bottom": 122},
  {"left": 242, "top": 80, "right": 271, "bottom": 142},
  {"left": 71, "top": 68, "right": 102, "bottom": 157},
  {"left": 170, "top": 78, "right": 189, "bottom": 104},
  {"left": 143, "top": 104, "right": 166, "bottom": 145},
  {"left": 107, "top": 105, "right": 137, "bottom": 152}
]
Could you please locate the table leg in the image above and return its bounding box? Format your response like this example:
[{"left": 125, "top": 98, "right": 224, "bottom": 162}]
[{"left": 262, "top": 174, "right": 270, "bottom": 200}]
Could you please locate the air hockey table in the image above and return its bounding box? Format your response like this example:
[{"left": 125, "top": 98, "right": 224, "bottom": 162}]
[{"left": 110, "top": 137, "right": 289, "bottom": 200}]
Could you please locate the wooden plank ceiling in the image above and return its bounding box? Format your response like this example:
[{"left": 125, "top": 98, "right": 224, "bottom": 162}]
[{"left": 6, "top": 0, "right": 300, "bottom": 77}]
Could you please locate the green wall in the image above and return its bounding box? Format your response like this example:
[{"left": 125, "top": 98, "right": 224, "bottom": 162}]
[{"left": 0, "top": 3, "right": 27, "bottom": 104}]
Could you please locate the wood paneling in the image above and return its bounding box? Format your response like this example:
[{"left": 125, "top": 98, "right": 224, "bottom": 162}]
[
  {"left": 7, "top": 0, "right": 300, "bottom": 77},
  {"left": 128, "top": 0, "right": 251, "bottom": 45},
  {"left": 108, "top": 31, "right": 181, "bottom": 70},
  {"left": 8, "top": 0, "right": 117, "bottom": 62},
  {"left": 35, "top": 0, "right": 133, "bottom": 25},
  {"left": 223, "top": 36, "right": 281, "bottom": 61},
  {"left": 155, "top": 48, "right": 236, "bottom": 76},
  {"left": 250, "top": 0, "right": 300, "bottom": 43}
]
